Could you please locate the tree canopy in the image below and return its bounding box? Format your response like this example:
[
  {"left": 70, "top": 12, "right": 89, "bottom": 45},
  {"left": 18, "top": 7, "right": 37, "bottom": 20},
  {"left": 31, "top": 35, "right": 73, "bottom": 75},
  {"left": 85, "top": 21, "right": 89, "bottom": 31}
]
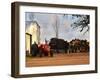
[{"left": 71, "top": 15, "right": 90, "bottom": 34}]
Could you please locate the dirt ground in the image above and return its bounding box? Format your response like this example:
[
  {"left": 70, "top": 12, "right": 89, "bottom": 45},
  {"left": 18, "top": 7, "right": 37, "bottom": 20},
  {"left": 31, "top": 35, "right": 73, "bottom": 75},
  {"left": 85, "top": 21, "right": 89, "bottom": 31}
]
[{"left": 26, "top": 53, "right": 89, "bottom": 67}]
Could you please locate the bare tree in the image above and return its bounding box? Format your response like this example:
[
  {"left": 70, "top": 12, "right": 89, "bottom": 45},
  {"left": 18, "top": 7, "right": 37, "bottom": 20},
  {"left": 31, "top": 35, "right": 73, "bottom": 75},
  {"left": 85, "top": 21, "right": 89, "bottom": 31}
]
[
  {"left": 28, "top": 13, "right": 34, "bottom": 21},
  {"left": 71, "top": 15, "right": 90, "bottom": 34},
  {"left": 52, "top": 15, "right": 60, "bottom": 38},
  {"left": 63, "top": 14, "right": 90, "bottom": 34}
]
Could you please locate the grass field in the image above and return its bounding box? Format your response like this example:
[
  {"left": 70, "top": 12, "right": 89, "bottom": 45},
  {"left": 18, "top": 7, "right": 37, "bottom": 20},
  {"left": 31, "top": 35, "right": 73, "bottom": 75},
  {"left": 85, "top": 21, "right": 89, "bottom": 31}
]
[{"left": 26, "top": 52, "right": 89, "bottom": 67}]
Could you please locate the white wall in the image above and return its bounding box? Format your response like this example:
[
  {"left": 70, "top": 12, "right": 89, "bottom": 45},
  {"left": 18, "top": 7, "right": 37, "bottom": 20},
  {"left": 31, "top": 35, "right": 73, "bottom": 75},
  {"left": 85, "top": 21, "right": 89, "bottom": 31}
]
[{"left": 0, "top": 0, "right": 99, "bottom": 80}]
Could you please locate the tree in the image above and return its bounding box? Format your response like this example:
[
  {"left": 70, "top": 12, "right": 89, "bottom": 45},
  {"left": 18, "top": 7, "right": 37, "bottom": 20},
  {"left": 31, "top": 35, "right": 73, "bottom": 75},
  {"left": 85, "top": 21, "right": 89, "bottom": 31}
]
[
  {"left": 28, "top": 13, "right": 34, "bottom": 21},
  {"left": 71, "top": 15, "right": 90, "bottom": 34},
  {"left": 52, "top": 15, "right": 60, "bottom": 38},
  {"left": 63, "top": 14, "right": 90, "bottom": 34}
]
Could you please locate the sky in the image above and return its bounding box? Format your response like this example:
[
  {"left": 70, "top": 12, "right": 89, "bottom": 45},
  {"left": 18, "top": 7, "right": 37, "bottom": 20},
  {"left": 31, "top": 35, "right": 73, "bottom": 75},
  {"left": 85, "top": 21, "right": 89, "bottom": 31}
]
[{"left": 25, "top": 12, "right": 89, "bottom": 43}]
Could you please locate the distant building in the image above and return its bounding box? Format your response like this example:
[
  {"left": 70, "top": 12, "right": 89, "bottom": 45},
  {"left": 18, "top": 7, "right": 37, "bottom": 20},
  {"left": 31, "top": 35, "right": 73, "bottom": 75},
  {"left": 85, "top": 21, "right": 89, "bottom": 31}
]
[{"left": 25, "top": 21, "right": 40, "bottom": 54}]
